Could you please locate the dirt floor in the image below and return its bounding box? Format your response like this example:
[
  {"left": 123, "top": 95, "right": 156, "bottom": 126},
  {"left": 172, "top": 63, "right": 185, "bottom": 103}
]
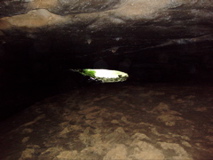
[{"left": 0, "top": 82, "right": 213, "bottom": 160}]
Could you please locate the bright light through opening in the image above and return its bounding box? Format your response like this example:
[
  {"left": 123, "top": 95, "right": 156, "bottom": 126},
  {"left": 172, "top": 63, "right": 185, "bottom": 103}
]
[
  {"left": 71, "top": 69, "right": 129, "bottom": 83},
  {"left": 89, "top": 69, "right": 127, "bottom": 78}
]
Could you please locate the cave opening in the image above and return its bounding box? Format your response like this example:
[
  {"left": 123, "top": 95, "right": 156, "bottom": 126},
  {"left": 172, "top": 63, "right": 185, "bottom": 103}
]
[{"left": 70, "top": 69, "right": 129, "bottom": 83}]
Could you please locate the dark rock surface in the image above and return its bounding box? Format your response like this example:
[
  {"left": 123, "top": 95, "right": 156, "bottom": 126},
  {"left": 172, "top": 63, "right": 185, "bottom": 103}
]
[
  {"left": 1, "top": 0, "right": 213, "bottom": 70},
  {"left": 0, "top": 83, "right": 213, "bottom": 160}
]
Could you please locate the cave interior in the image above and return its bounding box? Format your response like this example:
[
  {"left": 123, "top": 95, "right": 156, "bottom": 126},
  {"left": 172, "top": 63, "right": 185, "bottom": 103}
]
[{"left": 0, "top": 0, "right": 213, "bottom": 160}]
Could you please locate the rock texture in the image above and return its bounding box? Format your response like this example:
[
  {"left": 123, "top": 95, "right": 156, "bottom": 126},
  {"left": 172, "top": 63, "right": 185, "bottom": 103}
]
[
  {"left": 1, "top": 0, "right": 213, "bottom": 74},
  {"left": 1, "top": 0, "right": 213, "bottom": 58},
  {"left": 0, "top": 83, "right": 213, "bottom": 160},
  {"left": 0, "top": 0, "right": 213, "bottom": 82}
]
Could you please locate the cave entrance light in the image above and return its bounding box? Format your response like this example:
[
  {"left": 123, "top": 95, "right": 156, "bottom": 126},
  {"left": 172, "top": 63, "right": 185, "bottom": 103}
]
[{"left": 71, "top": 69, "right": 129, "bottom": 83}]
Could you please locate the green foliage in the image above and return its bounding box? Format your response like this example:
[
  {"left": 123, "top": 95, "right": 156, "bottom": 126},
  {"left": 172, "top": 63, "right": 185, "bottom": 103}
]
[{"left": 82, "top": 69, "right": 96, "bottom": 77}]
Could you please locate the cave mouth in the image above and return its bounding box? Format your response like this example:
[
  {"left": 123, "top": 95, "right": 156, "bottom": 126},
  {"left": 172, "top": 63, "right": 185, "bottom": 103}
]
[{"left": 70, "top": 69, "right": 129, "bottom": 83}]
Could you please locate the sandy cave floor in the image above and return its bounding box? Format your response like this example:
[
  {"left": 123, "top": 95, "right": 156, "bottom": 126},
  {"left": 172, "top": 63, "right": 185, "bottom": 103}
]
[{"left": 0, "top": 83, "right": 213, "bottom": 160}]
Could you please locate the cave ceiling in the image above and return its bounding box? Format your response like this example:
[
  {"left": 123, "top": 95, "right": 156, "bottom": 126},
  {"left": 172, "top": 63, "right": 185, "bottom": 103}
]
[{"left": 0, "top": 0, "right": 213, "bottom": 69}]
